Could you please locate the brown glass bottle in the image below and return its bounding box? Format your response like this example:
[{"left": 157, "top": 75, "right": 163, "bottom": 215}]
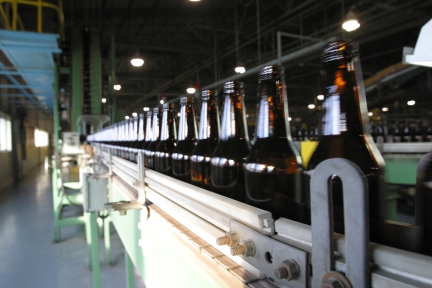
[
  {"left": 191, "top": 90, "right": 220, "bottom": 189},
  {"left": 155, "top": 103, "right": 177, "bottom": 176},
  {"left": 211, "top": 81, "right": 251, "bottom": 202},
  {"left": 144, "top": 108, "right": 162, "bottom": 169},
  {"left": 131, "top": 113, "right": 145, "bottom": 162},
  {"left": 307, "top": 41, "right": 386, "bottom": 241},
  {"left": 244, "top": 65, "right": 308, "bottom": 223},
  {"left": 172, "top": 97, "right": 197, "bottom": 182},
  {"left": 141, "top": 111, "right": 153, "bottom": 151}
]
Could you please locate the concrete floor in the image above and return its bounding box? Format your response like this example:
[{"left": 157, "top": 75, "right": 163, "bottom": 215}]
[{"left": 0, "top": 166, "right": 145, "bottom": 288}]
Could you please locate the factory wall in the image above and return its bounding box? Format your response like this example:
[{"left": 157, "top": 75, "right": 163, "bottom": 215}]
[{"left": 0, "top": 109, "right": 53, "bottom": 191}]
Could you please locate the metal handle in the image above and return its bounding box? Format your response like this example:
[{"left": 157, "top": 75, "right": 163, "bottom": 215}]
[{"left": 310, "top": 158, "right": 369, "bottom": 288}]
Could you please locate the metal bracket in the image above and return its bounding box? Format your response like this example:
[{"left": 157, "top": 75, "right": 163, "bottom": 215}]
[
  {"left": 229, "top": 220, "right": 308, "bottom": 288},
  {"left": 310, "top": 158, "right": 369, "bottom": 288},
  {"left": 104, "top": 200, "right": 143, "bottom": 215}
]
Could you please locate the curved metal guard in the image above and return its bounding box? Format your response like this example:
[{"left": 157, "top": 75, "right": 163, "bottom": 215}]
[{"left": 310, "top": 158, "right": 369, "bottom": 288}]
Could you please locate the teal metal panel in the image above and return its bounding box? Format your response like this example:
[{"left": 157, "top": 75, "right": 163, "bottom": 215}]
[
  {"left": 0, "top": 29, "right": 60, "bottom": 112},
  {"left": 384, "top": 154, "right": 423, "bottom": 185}
]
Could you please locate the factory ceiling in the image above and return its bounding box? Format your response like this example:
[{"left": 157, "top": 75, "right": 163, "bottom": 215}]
[{"left": 6, "top": 0, "right": 432, "bottom": 126}]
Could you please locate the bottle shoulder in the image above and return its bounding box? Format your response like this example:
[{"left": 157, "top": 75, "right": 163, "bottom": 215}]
[{"left": 307, "top": 135, "right": 385, "bottom": 170}]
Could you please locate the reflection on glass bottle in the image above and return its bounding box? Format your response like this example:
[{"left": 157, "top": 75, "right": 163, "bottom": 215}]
[
  {"left": 172, "top": 97, "right": 197, "bottom": 182},
  {"left": 155, "top": 103, "right": 177, "bottom": 176},
  {"left": 244, "top": 65, "right": 308, "bottom": 223},
  {"left": 142, "top": 111, "right": 153, "bottom": 152},
  {"left": 191, "top": 90, "right": 220, "bottom": 189},
  {"left": 145, "top": 108, "right": 162, "bottom": 169},
  {"left": 211, "top": 81, "right": 251, "bottom": 202},
  {"left": 306, "top": 41, "right": 386, "bottom": 240}
]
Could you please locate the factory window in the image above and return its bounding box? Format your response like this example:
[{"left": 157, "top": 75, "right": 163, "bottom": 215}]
[
  {"left": 0, "top": 113, "right": 12, "bottom": 152},
  {"left": 34, "top": 129, "right": 49, "bottom": 147}
]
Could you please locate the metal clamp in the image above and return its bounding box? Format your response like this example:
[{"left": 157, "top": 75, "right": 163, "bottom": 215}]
[
  {"left": 104, "top": 200, "right": 144, "bottom": 215},
  {"left": 310, "top": 158, "right": 369, "bottom": 288}
]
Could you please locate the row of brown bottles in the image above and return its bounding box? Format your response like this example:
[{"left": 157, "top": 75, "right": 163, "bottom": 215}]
[
  {"left": 371, "top": 120, "right": 432, "bottom": 143},
  {"left": 89, "top": 40, "right": 432, "bottom": 255}
]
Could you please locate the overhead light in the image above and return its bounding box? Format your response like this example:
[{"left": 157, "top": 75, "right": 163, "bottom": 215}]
[
  {"left": 382, "top": 107, "right": 389, "bottom": 112},
  {"left": 177, "top": 112, "right": 181, "bottom": 117},
  {"left": 288, "top": 117, "right": 292, "bottom": 121},
  {"left": 407, "top": 100, "right": 416, "bottom": 106},
  {"left": 160, "top": 99, "right": 164, "bottom": 104},
  {"left": 125, "top": 116, "right": 130, "bottom": 119},
  {"left": 132, "top": 112, "right": 138, "bottom": 117},
  {"left": 131, "top": 58, "right": 144, "bottom": 67},
  {"left": 187, "top": 87, "right": 196, "bottom": 94},
  {"left": 308, "top": 104, "right": 315, "bottom": 109},
  {"left": 317, "top": 95, "right": 324, "bottom": 101},
  {"left": 368, "top": 112, "right": 373, "bottom": 116},
  {"left": 342, "top": 10, "right": 360, "bottom": 32},
  {"left": 234, "top": 62, "right": 246, "bottom": 74},
  {"left": 189, "top": 0, "right": 200, "bottom": 1},
  {"left": 143, "top": 107, "right": 150, "bottom": 111},
  {"left": 403, "top": 19, "right": 432, "bottom": 68},
  {"left": 101, "top": 98, "right": 106, "bottom": 103},
  {"left": 114, "top": 84, "right": 121, "bottom": 91}
]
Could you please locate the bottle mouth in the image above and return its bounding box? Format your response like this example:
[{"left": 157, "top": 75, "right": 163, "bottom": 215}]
[
  {"left": 258, "top": 65, "right": 284, "bottom": 81},
  {"left": 201, "top": 89, "right": 215, "bottom": 101},
  {"left": 162, "top": 103, "right": 174, "bottom": 110},
  {"left": 321, "top": 40, "right": 359, "bottom": 63},
  {"left": 180, "top": 96, "right": 193, "bottom": 105},
  {"left": 223, "top": 81, "right": 243, "bottom": 93}
]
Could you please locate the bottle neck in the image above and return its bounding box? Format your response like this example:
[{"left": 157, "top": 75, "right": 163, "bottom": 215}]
[
  {"left": 320, "top": 60, "right": 369, "bottom": 137},
  {"left": 151, "top": 113, "right": 160, "bottom": 142},
  {"left": 198, "top": 99, "right": 220, "bottom": 140},
  {"left": 178, "top": 103, "right": 197, "bottom": 141},
  {"left": 144, "top": 116, "right": 152, "bottom": 141},
  {"left": 220, "top": 93, "right": 249, "bottom": 141},
  {"left": 160, "top": 108, "right": 177, "bottom": 141},
  {"left": 138, "top": 116, "right": 144, "bottom": 141},
  {"left": 255, "top": 78, "right": 291, "bottom": 139}
]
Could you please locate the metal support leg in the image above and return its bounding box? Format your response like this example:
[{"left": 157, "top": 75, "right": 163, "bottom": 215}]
[
  {"left": 104, "top": 216, "right": 111, "bottom": 265},
  {"left": 126, "top": 251, "right": 135, "bottom": 288},
  {"left": 86, "top": 212, "right": 101, "bottom": 288}
]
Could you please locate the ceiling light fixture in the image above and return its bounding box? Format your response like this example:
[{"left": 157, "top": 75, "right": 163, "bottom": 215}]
[
  {"left": 342, "top": 9, "right": 360, "bottom": 32},
  {"left": 131, "top": 52, "right": 144, "bottom": 67},
  {"left": 125, "top": 116, "right": 130, "bottom": 119},
  {"left": 368, "top": 112, "right": 373, "bottom": 116},
  {"left": 235, "top": 64, "right": 246, "bottom": 74},
  {"left": 317, "top": 94, "right": 324, "bottom": 101},
  {"left": 131, "top": 58, "right": 144, "bottom": 67},
  {"left": 143, "top": 107, "right": 150, "bottom": 111},
  {"left": 101, "top": 98, "right": 106, "bottom": 103},
  {"left": 132, "top": 112, "right": 138, "bottom": 117},
  {"left": 407, "top": 100, "right": 416, "bottom": 106},
  {"left": 187, "top": 87, "right": 196, "bottom": 94},
  {"left": 308, "top": 104, "right": 315, "bottom": 109},
  {"left": 382, "top": 107, "right": 389, "bottom": 112},
  {"left": 114, "top": 84, "right": 121, "bottom": 91},
  {"left": 160, "top": 99, "right": 165, "bottom": 104}
]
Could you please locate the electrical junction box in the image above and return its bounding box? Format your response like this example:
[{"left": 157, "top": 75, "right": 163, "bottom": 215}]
[{"left": 82, "top": 172, "right": 109, "bottom": 212}]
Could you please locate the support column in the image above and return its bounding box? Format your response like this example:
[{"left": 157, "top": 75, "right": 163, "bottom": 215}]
[
  {"left": 53, "top": 63, "right": 60, "bottom": 150},
  {"left": 108, "top": 34, "right": 116, "bottom": 124},
  {"left": 71, "top": 28, "right": 83, "bottom": 132},
  {"left": 90, "top": 30, "right": 102, "bottom": 116}
]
